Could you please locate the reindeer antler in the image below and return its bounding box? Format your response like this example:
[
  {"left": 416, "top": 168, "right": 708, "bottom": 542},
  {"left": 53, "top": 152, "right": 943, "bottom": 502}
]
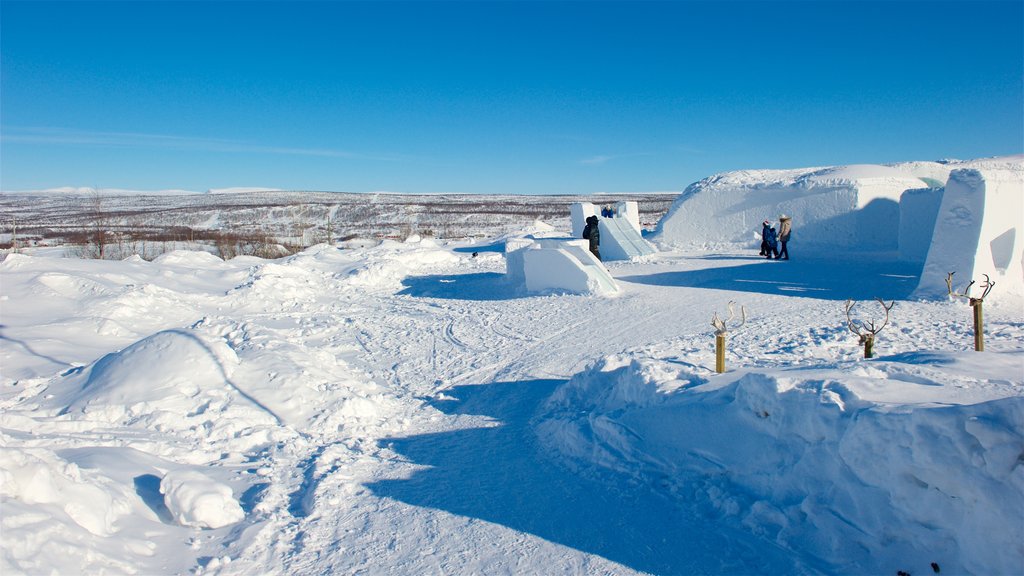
[
  {"left": 947, "top": 271, "right": 995, "bottom": 302},
  {"left": 947, "top": 272, "right": 976, "bottom": 300},
  {"left": 712, "top": 301, "right": 746, "bottom": 335},
  {"left": 845, "top": 298, "right": 895, "bottom": 341},
  {"left": 977, "top": 274, "right": 995, "bottom": 300}
]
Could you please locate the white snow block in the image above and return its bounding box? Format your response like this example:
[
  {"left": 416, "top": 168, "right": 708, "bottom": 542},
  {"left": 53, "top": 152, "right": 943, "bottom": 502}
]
[
  {"left": 570, "top": 202, "right": 598, "bottom": 239},
  {"left": 598, "top": 216, "right": 657, "bottom": 261},
  {"left": 506, "top": 237, "right": 618, "bottom": 295},
  {"left": 914, "top": 168, "right": 1024, "bottom": 300},
  {"left": 614, "top": 200, "right": 642, "bottom": 233}
]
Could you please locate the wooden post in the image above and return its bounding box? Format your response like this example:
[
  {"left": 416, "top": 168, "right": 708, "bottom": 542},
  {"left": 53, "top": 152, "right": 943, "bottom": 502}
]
[
  {"left": 971, "top": 298, "right": 984, "bottom": 352},
  {"left": 716, "top": 333, "right": 726, "bottom": 373}
]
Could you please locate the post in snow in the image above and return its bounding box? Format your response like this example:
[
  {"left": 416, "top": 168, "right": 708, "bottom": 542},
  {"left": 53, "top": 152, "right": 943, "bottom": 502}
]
[
  {"left": 946, "top": 272, "right": 995, "bottom": 352},
  {"left": 711, "top": 301, "right": 745, "bottom": 373}
]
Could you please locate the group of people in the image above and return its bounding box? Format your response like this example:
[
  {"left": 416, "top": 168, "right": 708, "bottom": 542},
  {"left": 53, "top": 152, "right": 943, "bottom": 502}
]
[{"left": 759, "top": 215, "right": 792, "bottom": 260}]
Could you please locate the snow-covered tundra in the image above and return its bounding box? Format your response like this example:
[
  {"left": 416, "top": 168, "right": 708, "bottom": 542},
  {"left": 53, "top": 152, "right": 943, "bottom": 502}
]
[{"left": 1, "top": 157, "right": 1021, "bottom": 575}]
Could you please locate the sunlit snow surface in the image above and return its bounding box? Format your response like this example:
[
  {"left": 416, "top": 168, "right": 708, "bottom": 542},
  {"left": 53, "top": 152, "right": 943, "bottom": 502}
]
[{"left": 2, "top": 234, "right": 1022, "bottom": 574}]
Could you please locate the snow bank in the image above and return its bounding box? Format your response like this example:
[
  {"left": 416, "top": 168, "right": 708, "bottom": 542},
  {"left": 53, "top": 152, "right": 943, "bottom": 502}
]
[
  {"left": 538, "top": 350, "right": 1024, "bottom": 575},
  {"left": 160, "top": 469, "right": 244, "bottom": 529}
]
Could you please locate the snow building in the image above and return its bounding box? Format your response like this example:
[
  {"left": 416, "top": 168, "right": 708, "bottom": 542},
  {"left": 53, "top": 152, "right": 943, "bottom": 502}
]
[
  {"left": 505, "top": 237, "right": 619, "bottom": 295},
  {"left": 651, "top": 163, "right": 939, "bottom": 254},
  {"left": 651, "top": 156, "right": 1023, "bottom": 300},
  {"left": 569, "top": 201, "right": 656, "bottom": 261}
]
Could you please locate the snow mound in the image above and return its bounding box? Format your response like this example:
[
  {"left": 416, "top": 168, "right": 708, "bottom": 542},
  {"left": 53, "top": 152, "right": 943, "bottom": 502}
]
[
  {"left": 538, "top": 350, "right": 1024, "bottom": 575},
  {"left": 344, "top": 238, "right": 460, "bottom": 292},
  {"left": 65, "top": 329, "right": 239, "bottom": 416},
  {"left": 160, "top": 469, "right": 244, "bottom": 529},
  {"left": 152, "top": 249, "right": 227, "bottom": 267},
  {"left": 0, "top": 446, "right": 135, "bottom": 537}
]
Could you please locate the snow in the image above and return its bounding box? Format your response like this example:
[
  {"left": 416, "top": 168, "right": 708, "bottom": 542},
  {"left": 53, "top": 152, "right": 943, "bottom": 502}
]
[
  {"left": 914, "top": 167, "right": 1024, "bottom": 299},
  {"left": 161, "top": 470, "right": 245, "bottom": 530},
  {"left": 2, "top": 158, "right": 1023, "bottom": 575},
  {"left": 652, "top": 156, "right": 1023, "bottom": 267},
  {"left": 3, "top": 186, "right": 284, "bottom": 196}
]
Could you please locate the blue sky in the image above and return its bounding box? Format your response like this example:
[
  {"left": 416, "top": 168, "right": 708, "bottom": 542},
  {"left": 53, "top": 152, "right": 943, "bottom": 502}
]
[{"left": 2, "top": 1, "right": 1022, "bottom": 194}]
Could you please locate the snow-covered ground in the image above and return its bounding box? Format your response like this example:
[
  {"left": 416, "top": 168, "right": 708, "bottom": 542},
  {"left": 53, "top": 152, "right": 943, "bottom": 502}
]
[{"left": 2, "top": 160, "right": 1022, "bottom": 575}]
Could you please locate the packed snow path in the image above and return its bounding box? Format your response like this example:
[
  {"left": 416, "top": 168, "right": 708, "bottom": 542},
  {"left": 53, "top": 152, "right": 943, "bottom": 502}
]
[{"left": 1, "top": 240, "right": 1021, "bottom": 575}]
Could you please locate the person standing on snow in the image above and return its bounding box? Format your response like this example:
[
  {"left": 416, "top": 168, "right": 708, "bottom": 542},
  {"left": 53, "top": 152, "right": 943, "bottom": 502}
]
[
  {"left": 764, "top": 226, "right": 779, "bottom": 259},
  {"left": 777, "top": 215, "right": 792, "bottom": 260},
  {"left": 759, "top": 220, "right": 771, "bottom": 256},
  {"left": 582, "top": 215, "right": 601, "bottom": 260}
]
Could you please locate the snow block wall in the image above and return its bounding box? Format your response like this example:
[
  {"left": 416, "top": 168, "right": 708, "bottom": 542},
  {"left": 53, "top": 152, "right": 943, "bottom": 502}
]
[
  {"left": 914, "top": 168, "right": 1024, "bottom": 300},
  {"left": 652, "top": 164, "right": 933, "bottom": 255},
  {"left": 570, "top": 203, "right": 598, "bottom": 239},
  {"left": 505, "top": 237, "right": 618, "bottom": 295}
]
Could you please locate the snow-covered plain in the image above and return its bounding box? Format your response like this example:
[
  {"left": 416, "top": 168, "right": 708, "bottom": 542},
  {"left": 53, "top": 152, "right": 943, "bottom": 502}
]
[{"left": 2, "top": 167, "right": 1023, "bottom": 575}]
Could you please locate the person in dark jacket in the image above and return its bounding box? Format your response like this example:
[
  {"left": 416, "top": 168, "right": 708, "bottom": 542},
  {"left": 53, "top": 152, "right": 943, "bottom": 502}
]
[
  {"left": 759, "top": 220, "right": 771, "bottom": 256},
  {"left": 764, "top": 226, "right": 779, "bottom": 259},
  {"left": 582, "top": 215, "right": 601, "bottom": 260}
]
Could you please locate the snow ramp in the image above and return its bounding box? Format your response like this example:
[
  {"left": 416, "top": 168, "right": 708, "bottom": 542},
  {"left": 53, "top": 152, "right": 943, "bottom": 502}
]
[{"left": 599, "top": 216, "right": 656, "bottom": 261}]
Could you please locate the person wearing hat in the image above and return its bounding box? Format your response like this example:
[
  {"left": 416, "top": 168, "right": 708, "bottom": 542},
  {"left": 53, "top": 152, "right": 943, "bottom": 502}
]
[
  {"left": 759, "top": 219, "right": 771, "bottom": 256},
  {"left": 777, "top": 215, "right": 792, "bottom": 260},
  {"left": 582, "top": 214, "right": 601, "bottom": 260}
]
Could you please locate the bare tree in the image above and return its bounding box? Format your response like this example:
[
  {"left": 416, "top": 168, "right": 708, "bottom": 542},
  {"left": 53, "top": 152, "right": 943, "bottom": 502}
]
[{"left": 87, "top": 188, "right": 109, "bottom": 259}]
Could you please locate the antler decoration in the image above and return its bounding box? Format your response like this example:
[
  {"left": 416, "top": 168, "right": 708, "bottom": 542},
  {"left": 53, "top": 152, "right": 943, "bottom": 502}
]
[
  {"left": 711, "top": 301, "right": 746, "bottom": 373},
  {"left": 845, "top": 298, "right": 894, "bottom": 341},
  {"left": 947, "top": 272, "right": 995, "bottom": 302},
  {"left": 845, "top": 298, "right": 895, "bottom": 358},
  {"left": 946, "top": 271, "right": 995, "bottom": 351},
  {"left": 711, "top": 301, "right": 746, "bottom": 336}
]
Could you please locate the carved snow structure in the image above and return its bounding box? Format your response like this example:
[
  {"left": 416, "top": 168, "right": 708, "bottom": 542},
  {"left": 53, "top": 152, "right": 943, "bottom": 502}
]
[
  {"left": 913, "top": 167, "right": 1024, "bottom": 300},
  {"left": 652, "top": 156, "right": 1023, "bottom": 300},
  {"left": 505, "top": 237, "right": 619, "bottom": 296},
  {"left": 570, "top": 201, "right": 656, "bottom": 261}
]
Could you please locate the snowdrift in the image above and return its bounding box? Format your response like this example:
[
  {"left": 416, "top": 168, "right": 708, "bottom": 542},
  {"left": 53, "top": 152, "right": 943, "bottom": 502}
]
[{"left": 537, "top": 350, "right": 1024, "bottom": 575}]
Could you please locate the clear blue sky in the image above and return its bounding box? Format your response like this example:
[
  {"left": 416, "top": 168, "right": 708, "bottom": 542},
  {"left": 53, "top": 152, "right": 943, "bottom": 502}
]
[{"left": 2, "top": 1, "right": 1022, "bottom": 194}]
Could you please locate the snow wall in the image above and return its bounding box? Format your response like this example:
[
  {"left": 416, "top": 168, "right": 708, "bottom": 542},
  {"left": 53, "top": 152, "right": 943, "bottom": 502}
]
[
  {"left": 652, "top": 156, "right": 1023, "bottom": 300},
  {"left": 506, "top": 237, "right": 618, "bottom": 295}
]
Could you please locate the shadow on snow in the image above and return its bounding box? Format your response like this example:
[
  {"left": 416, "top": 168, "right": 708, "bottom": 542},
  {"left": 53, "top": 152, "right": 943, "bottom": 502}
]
[
  {"left": 398, "top": 272, "right": 528, "bottom": 301},
  {"left": 365, "top": 379, "right": 807, "bottom": 575},
  {"left": 620, "top": 256, "right": 923, "bottom": 301}
]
